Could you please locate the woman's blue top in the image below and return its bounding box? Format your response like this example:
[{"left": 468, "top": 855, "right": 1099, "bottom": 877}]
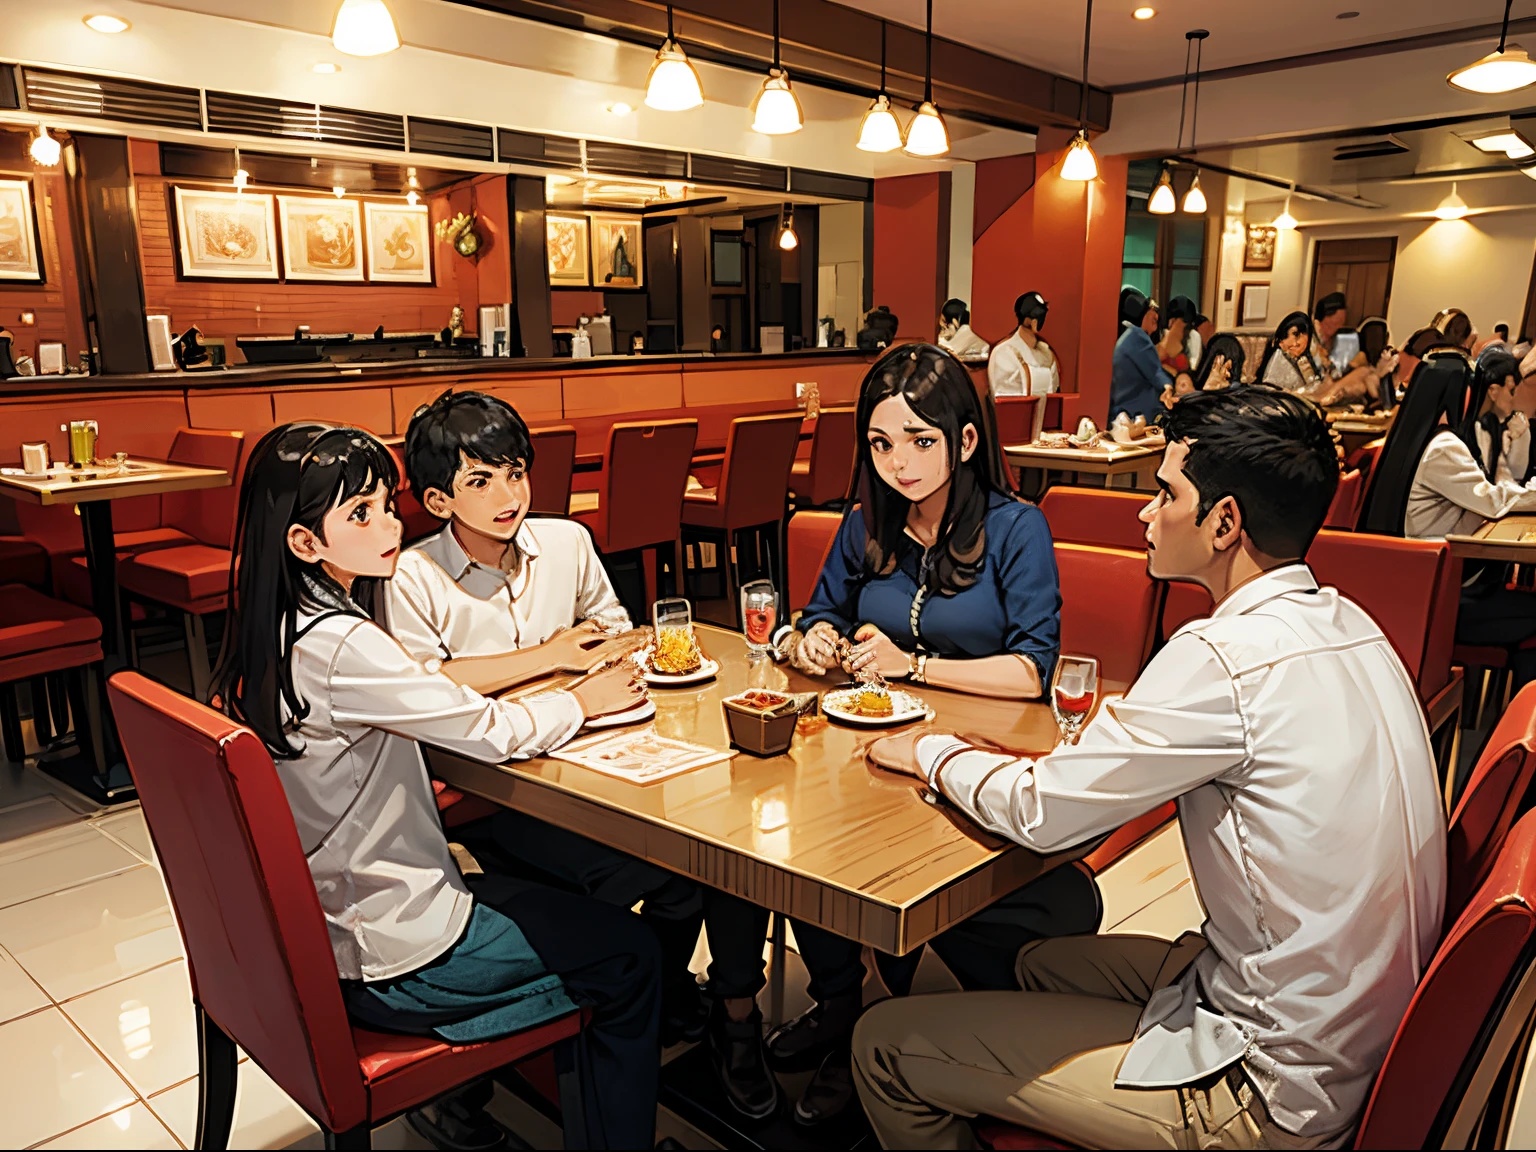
[
  {"left": 1110, "top": 325, "right": 1167, "bottom": 423},
  {"left": 799, "top": 491, "right": 1060, "bottom": 682}
]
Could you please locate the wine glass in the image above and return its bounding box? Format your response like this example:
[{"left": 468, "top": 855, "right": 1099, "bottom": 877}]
[
  {"left": 1050, "top": 655, "right": 1099, "bottom": 745},
  {"left": 740, "top": 579, "right": 779, "bottom": 657}
]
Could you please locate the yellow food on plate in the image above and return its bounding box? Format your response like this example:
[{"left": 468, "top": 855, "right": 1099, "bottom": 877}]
[
  {"left": 651, "top": 626, "right": 703, "bottom": 675},
  {"left": 854, "top": 686, "right": 893, "bottom": 717}
]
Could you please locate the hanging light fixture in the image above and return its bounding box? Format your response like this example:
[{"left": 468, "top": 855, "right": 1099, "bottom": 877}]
[
  {"left": 29, "top": 125, "right": 61, "bottom": 167},
  {"left": 857, "top": 21, "right": 904, "bottom": 152},
  {"left": 1180, "top": 30, "right": 1209, "bottom": 212},
  {"left": 645, "top": 5, "right": 704, "bottom": 111},
  {"left": 333, "top": 185, "right": 347, "bottom": 198},
  {"left": 406, "top": 190, "right": 419, "bottom": 206},
  {"left": 1274, "top": 186, "right": 1297, "bottom": 230},
  {"left": 1435, "top": 182, "right": 1469, "bottom": 220},
  {"left": 232, "top": 147, "right": 249, "bottom": 192},
  {"left": 1148, "top": 168, "right": 1176, "bottom": 214},
  {"left": 1448, "top": 0, "right": 1536, "bottom": 93},
  {"left": 779, "top": 210, "right": 799, "bottom": 250},
  {"left": 1061, "top": 0, "right": 1099, "bottom": 180},
  {"left": 903, "top": 0, "right": 950, "bottom": 157},
  {"left": 752, "top": 0, "right": 803, "bottom": 134},
  {"left": 331, "top": 0, "right": 399, "bottom": 57}
]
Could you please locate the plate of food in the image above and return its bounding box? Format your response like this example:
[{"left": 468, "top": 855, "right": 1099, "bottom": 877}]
[
  {"left": 641, "top": 624, "right": 720, "bottom": 686},
  {"left": 822, "top": 683, "right": 932, "bottom": 727},
  {"left": 584, "top": 698, "right": 657, "bottom": 729}
]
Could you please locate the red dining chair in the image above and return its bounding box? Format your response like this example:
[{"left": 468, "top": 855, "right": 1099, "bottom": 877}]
[
  {"left": 0, "top": 500, "right": 47, "bottom": 589},
  {"left": 1325, "top": 468, "right": 1365, "bottom": 530},
  {"left": 529, "top": 425, "right": 578, "bottom": 518},
  {"left": 682, "top": 413, "right": 803, "bottom": 625},
  {"left": 1054, "top": 543, "right": 1162, "bottom": 687},
  {"left": 1037, "top": 487, "right": 1149, "bottom": 551},
  {"left": 572, "top": 419, "right": 699, "bottom": 615},
  {"left": 0, "top": 585, "right": 104, "bottom": 768},
  {"left": 1349, "top": 435, "right": 1387, "bottom": 479},
  {"left": 788, "top": 406, "right": 856, "bottom": 509},
  {"left": 787, "top": 510, "right": 842, "bottom": 616},
  {"left": 106, "top": 671, "right": 587, "bottom": 1150},
  {"left": 991, "top": 396, "right": 1042, "bottom": 446}
]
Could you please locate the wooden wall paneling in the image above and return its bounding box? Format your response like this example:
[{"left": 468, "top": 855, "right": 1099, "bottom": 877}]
[
  {"left": 481, "top": 378, "right": 563, "bottom": 424},
  {"left": 186, "top": 389, "right": 277, "bottom": 442},
  {"left": 76, "top": 134, "right": 152, "bottom": 374},
  {"left": 0, "top": 160, "right": 87, "bottom": 364},
  {"left": 678, "top": 215, "right": 710, "bottom": 352},
  {"left": 510, "top": 175, "right": 552, "bottom": 357},
  {"left": 271, "top": 386, "right": 393, "bottom": 433},
  {"left": 561, "top": 370, "right": 683, "bottom": 419},
  {"left": 798, "top": 205, "right": 820, "bottom": 348}
]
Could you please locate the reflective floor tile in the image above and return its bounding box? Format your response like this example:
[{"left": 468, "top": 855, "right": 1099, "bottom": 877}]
[
  {"left": 0, "top": 944, "right": 48, "bottom": 1024},
  {"left": 0, "top": 823, "right": 141, "bottom": 911},
  {"left": 0, "top": 796, "right": 81, "bottom": 842},
  {"left": 63, "top": 960, "right": 196, "bottom": 1098},
  {"left": 36, "top": 1102, "right": 181, "bottom": 1150},
  {"left": 0, "top": 1008, "right": 136, "bottom": 1148},
  {"left": 150, "top": 1060, "right": 323, "bottom": 1150},
  {"left": 91, "top": 808, "right": 156, "bottom": 864}
]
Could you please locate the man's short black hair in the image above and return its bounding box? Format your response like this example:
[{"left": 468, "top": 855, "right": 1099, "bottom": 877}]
[
  {"left": 1164, "top": 385, "right": 1339, "bottom": 560},
  {"left": 941, "top": 298, "right": 970, "bottom": 326},
  {"left": 1015, "top": 292, "right": 1048, "bottom": 327},
  {"left": 1313, "top": 292, "right": 1347, "bottom": 323},
  {"left": 404, "top": 389, "right": 533, "bottom": 502},
  {"left": 1496, "top": 323, "right": 1511, "bottom": 339}
]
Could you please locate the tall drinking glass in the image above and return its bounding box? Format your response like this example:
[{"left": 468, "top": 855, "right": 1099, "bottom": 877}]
[
  {"left": 740, "top": 579, "right": 779, "bottom": 656},
  {"left": 1050, "top": 655, "right": 1099, "bottom": 745},
  {"left": 651, "top": 597, "right": 697, "bottom": 673}
]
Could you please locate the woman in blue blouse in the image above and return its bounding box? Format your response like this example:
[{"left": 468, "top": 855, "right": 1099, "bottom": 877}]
[{"left": 769, "top": 344, "right": 1098, "bottom": 1127}]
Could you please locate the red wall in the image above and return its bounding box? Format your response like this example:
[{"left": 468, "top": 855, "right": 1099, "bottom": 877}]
[
  {"left": 0, "top": 166, "right": 87, "bottom": 366},
  {"left": 872, "top": 172, "right": 945, "bottom": 343}
]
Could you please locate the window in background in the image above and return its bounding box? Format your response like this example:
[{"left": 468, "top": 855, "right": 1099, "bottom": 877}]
[{"left": 1121, "top": 160, "right": 1206, "bottom": 313}]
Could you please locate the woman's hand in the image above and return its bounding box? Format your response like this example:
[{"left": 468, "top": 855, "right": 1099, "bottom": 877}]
[
  {"left": 791, "top": 621, "right": 841, "bottom": 675},
  {"left": 569, "top": 660, "right": 647, "bottom": 719},
  {"left": 543, "top": 628, "right": 644, "bottom": 674},
  {"left": 846, "top": 624, "right": 912, "bottom": 680},
  {"left": 1208, "top": 355, "right": 1231, "bottom": 388},
  {"left": 1374, "top": 348, "right": 1400, "bottom": 381}
]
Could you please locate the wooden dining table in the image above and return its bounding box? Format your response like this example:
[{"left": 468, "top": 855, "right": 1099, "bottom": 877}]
[
  {"left": 427, "top": 625, "right": 1093, "bottom": 959},
  {"left": 1446, "top": 514, "right": 1536, "bottom": 564},
  {"left": 1004, "top": 438, "right": 1164, "bottom": 492}
]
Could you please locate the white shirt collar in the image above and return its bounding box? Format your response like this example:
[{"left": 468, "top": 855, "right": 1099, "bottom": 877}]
[
  {"left": 414, "top": 521, "right": 540, "bottom": 600},
  {"left": 1209, "top": 562, "right": 1318, "bottom": 620}
]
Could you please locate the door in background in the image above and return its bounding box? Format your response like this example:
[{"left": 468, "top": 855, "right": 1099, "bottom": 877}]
[{"left": 1310, "top": 238, "right": 1396, "bottom": 327}]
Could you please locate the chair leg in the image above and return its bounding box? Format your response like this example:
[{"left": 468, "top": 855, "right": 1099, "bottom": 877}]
[
  {"left": 0, "top": 684, "right": 23, "bottom": 763},
  {"left": 184, "top": 612, "right": 212, "bottom": 704},
  {"left": 48, "top": 670, "right": 71, "bottom": 742},
  {"left": 554, "top": 1035, "right": 590, "bottom": 1151},
  {"left": 28, "top": 677, "right": 53, "bottom": 746},
  {"left": 194, "top": 1004, "right": 239, "bottom": 1151},
  {"left": 725, "top": 529, "right": 742, "bottom": 629},
  {"left": 325, "top": 1125, "right": 371, "bottom": 1149},
  {"left": 70, "top": 666, "right": 108, "bottom": 776}
]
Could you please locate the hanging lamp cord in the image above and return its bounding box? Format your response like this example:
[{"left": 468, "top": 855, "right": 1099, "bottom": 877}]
[
  {"left": 925, "top": 0, "right": 934, "bottom": 103},
  {"left": 1501, "top": 0, "right": 1513, "bottom": 53},
  {"left": 773, "top": 0, "right": 781, "bottom": 71},
  {"left": 1191, "top": 34, "right": 1203, "bottom": 152},
  {"left": 1175, "top": 37, "right": 1191, "bottom": 153},
  {"left": 666, "top": 3, "right": 673, "bottom": 41},
  {"left": 1079, "top": 0, "right": 1094, "bottom": 128},
  {"left": 880, "top": 19, "right": 887, "bottom": 91}
]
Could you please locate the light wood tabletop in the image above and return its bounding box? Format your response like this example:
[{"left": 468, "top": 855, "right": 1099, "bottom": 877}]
[
  {"left": 1446, "top": 515, "right": 1536, "bottom": 564},
  {"left": 428, "top": 626, "right": 1101, "bottom": 955},
  {"left": 0, "top": 458, "right": 230, "bottom": 506},
  {"left": 1005, "top": 439, "right": 1164, "bottom": 491}
]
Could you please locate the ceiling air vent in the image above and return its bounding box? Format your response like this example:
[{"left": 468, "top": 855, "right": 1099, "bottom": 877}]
[
  {"left": 1333, "top": 136, "right": 1408, "bottom": 162},
  {"left": 0, "top": 66, "right": 18, "bottom": 112},
  {"left": 497, "top": 128, "right": 582, "bottom": 169},
  {"left": 791, "top": 168, "right": 873, "bottom": 201},
  {"left": 689, "top": 153, "right": 789, "bottom": 193},
  {"left": 205, "top": 92, "right": 405, "bottom": 150},
  {"left": 316, "top": 104, "right": 405, "bottom": 150},
  {"left": 584, "top": 141, "right": 687, "bottom": 181},
  {"left": 23, "top": 68, "right": 202, "bottom": 130},
  {"left": 408, "top": 117, "right": 494, "bottom": 161}
]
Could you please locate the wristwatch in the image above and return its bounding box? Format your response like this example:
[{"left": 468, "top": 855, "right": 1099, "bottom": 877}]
[{"left": 907, "top": 652, "right": 929, "bottom": 684}]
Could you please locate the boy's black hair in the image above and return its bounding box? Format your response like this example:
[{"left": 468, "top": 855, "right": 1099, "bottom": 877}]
[
  {"left": 941, "top": 298, "right": 970, "bottom": 326},
  {"left": 1313, "top": 292, "right": 1348, "bottom": 323},
  {"left": 404, "top": 389, "right": 534, "bottom": 502},
  {"left": 1014, "top": 291, "right": 1049, "bottom": 327},
  {"left": 1163, "top": 385, "right": 1339, "bottom": 560},
  {"left": 1496, "top": 323, "right": 1511, "bottom": 339}
]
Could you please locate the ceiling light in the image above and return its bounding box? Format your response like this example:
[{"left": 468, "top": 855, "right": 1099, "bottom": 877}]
[
  {"left": 857, "top": 22, "right": 904, "bottom": 153},
  {"left": 407, "top": 167, "right": 419, "bottom": 189},
  {"left": 607, "top": 101, "right": 634, "bottom": 116},
  {"left": 753, "top": 0, "right": 802, "bottom": 135},
  {"left": 312, "top": 62, "right": 341, "bottom": 74},
  {"left": 1274, "top": 189, "right": 1297, "bottom": 230},
  {"left": 902, "top": 0, "right": 949, "bottom": 156},
  {"left": 1472, "top": 131, "right": 1535, "bottom": 158},
  {"left": 1182, "top": 172, "right": 1207, "bottom": 213},
  {"left": 83, "top": 14, "right": 130, "bottom": 33},
  {"left": 1448, "top": 0, "right": 1536, "bottom": 93},
  {"left": 1061, "top": 0, "right": 1098, "bottom": 179},
  {"left": 233, "top": 168, "right": 249, "bottom": 191},
  {"left": 1435, "top": 182, "right": 1469, "bottom": 220},
  {"left": 662, "top": 181, "right": 687, "bottom": 198},
  {"left": 333, "top": 185, "right": 346, "bottom": 198},
  {"left": 645, "top": 6, "right": 704, "bottom": 111},
  {"left": 1147, "top": 168, "right": 1175, "bottom": 214},
  {"left": 779, "top": 213, "right": 798, "bottom": 250},
  {"left": 331, "top": 0, "right": 400, "bottom": 57},
  {"left": 29, "top": 126, "right": 60, "bottom": 167},
  {"left": 1133, "top": 7, "right": 1156, "bottom": 19},
  {"left": 406, "top": 190, "right": 419, "bottom": 206}
]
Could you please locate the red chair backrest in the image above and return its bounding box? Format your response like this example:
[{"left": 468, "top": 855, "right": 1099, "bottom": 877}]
[
  {"left": 1349, "top": 435, "right": 1387, "bottom": 478},
  {"left": 106, "top": 671, "right": 368, "bottom": 1134},
  {"left": 1038, "top": 486, "right": 1149, "bottom": 551},
  {"left": 602, "top": 419, "right": 698, "bottom": 553},
  {"left": 800, "top": 406, "right": 857, "bottom": 506},
  {"left": 1355, "top": 809, "right": 1536, "bottom": 1149},
  {"left": 788, "top": 511, "right": 842, "bottom": 613},
  {"left": 379, "top": 438, "right": 439, "bottom": 543},
  {"left": 528, "top": 425, "right": 577, "bottom": 517},
  {"left": 1325, "top": 469, "right": 1364, "bottom": 530},
  {"left": 1445, "top": 683, "right": 1536, "bottom": 924},
  {"left": 1161, "top": 582, "right": 1213, "bottom": 639},
  {"left": 992, "top": 396, "right": 1040, "bottom": 445},
  {"left": 714, "top": 413, "right": 804, "bottom": 530},
  {"left": 1055, "top": 543, "right": 1161, "bottom": 685},
  {"left": 161, "top": 428, "right": 246, "bottom": 549}
]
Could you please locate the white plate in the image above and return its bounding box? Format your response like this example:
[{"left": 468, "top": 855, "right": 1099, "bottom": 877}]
[
  {"left": 643, "top": 657, "right": 721, "bottom": 687},
  {"left": 822, "top": 687, "right": 933, "bottom": 727},
  {"left": 583, "top": 698, "right": 656, "bottom": 729}
]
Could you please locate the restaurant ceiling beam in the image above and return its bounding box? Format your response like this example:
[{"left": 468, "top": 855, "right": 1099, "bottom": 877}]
[{"left": 447, "top": 0, "right": 1109, "bottom": 135}]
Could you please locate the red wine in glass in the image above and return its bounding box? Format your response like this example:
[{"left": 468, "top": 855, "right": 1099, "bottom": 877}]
[
  {"left": 745, "top": 605, "right": 776, "bottom": 646},
  {"left": 1051, "top": 658, "right": 1099, "bottom": 743}
]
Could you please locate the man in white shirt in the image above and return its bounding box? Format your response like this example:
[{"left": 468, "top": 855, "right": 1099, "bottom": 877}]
[
  {"left": 988, "top": 292, "right": 1059, "bottom": 440},
  {"left": 937, "top": 298, "right": 990, "bottom": 362},
  {"left": 854, "top": 386, "right": 1446, "bottom": 1149}
]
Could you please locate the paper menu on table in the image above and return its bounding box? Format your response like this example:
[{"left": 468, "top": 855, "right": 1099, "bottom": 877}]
[{"left": 549, "top": 728, "right": 734, "bottom": 784}]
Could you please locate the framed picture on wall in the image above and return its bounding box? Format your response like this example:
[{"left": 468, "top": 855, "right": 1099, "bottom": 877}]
[
  {"left": 1239, "top": 282, "right": 1270, "bottom": 327},
  {"left": 1244, "top": 225, "right": 1277, "bottom": 272},
  {"left": 363, "top": 201, "right": 433, "bottom": 283},
  {"left": 0, "top": 178, "right": 44, "bottom": 283},
  {"left": 174, "top": 187, "right": 278, "bottom": 279},
  {"left": 546, "top": 214, "right": 590, "bottom": 287},
  {"left": 589, "top": 213, "right": 643, "bottom": 289},
  {"left": 278, "top": 195, "right": 364, "bottom": 282}
]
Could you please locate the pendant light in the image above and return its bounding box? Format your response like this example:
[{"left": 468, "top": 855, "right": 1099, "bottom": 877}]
[
  {"left": 1435, "top": 182, "right": 1469, "bottom": 220},
  {"left": 1147, "top": 169, "right": 1176, "bottom": 214},
  {"left": 751, "top": 0, "right": 803, "bottom": 135},
  {"left": 857, "top": 21, "right": 904, "bottom": 153},
  {"left": 645, "top": 5, "right": 704, "bottom": 111},
  {"left": 903, "top": 0, "right": 950, "bottom": 157},
  {"left": 1448, "top": 0, "right": 1536, "bottom": 93},
  {"left": 778, "top": 210, "right": 799, "bottom": 250},
  {"left": 1061, "top": 0, "right": 1099, "bottom": 180},
  {"left": 1274, "top": 185, "right": 1297, "bottom": 230},
  {"left": 232, "top": 146, "right": 249, "bottom": 192},
  {"left": 29, "top": 125, "right": 61, "bottom": 167},
  {"left": 1180, "top": 30, "right": 1208, "bottom": 213},
  {"left": 331, "top": 0, "right": 399, "bottom": 57}
]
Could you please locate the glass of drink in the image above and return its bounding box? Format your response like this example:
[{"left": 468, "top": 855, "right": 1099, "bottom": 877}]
[
  {"left": 1051, "top": 655, "right": 1099, "bottom": 745},
  {"left": 740, "top": 579, "right": 779, "bottom": 656}
]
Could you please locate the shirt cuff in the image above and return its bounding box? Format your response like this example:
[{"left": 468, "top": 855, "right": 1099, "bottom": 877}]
[
  {"left": 515, "top": 689, "right": 586, "bottom": 755},
  {"left": 918, "top": 734, "right": 973, "bottom": 790}
]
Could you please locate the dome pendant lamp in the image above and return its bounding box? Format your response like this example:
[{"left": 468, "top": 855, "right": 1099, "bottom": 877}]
[
  {"left": 29, "top": 125, "right": 61, "bottom": 167},
  {"left": 903, "top": 0, "right": 950, "bottom": 157},
  {"left": 1274, "top": 185, "right": 1297, "bottom": 230},
  {"left": 779, "top": 210, "right": 799, "bottom": 250},
  {"left": 1061, "top": 0, "right": 1099, "bottom": 180},
  {"left": 857, "top": 21, "right": 904, "bottom": 153},
  {"left": 1435, "top": 182, "right": 1469, "bottom": 221},
  {"left": 1448, "top": 0, "right": 1536, "bottom": 93},
  {"left": 1148, "top": 169, "right": 1176, "bottom": 214},
  {"left": 331, "top": 0, "right": 399, "bottom": 57},
  {"left": 751, "top": 0, "right": 803, "bottom": 135},
  {"left": 645, "top": 5, "right": 704, "bottom": 111},
  {"left": 1180, "top": 30, "right": 1209, "bottom": 213}
]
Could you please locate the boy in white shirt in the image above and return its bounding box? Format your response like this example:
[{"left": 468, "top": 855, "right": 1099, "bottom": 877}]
[{"left": 987, "top": 292, "right": 1059, "bottom": 440}]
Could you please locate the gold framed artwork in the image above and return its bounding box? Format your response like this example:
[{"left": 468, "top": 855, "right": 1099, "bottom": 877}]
[
  {"left": 173, "top": 187, "right": 278, "bottom": 279},
  {"left": 589, "top": 213, "right": 644, "bottom": 289},
  {"left": 546, "top": 213, "right": 591, "bottom": 287},
  {"left": 278, "top": 196, "right": 363, "bottom": 282},
  {"left": 1244, "top": 225, "right": 1277, "bottom": 272},
  {"left": 364, "top": 201, "right": 433, "bottom": 284},
  {"left": 0, "top": 179, "right": 42, "bottom": 283}
]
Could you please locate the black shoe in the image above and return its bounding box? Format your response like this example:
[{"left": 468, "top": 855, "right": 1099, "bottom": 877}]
[
  {"left": 706, "top": 998, "right": 781, "bottom": 1121},
  {"left": 763, "top": 992, "right": 861, "bottom": 1072},
  {"left": 661, "top": 979, "right": 709, "bottom": 1047},
  {"left": 404, "top": 1095, "right": 510, "bottom": 1151},
  {"left": 793, "top": 1048, "right": 855, "bottom": 1127}
]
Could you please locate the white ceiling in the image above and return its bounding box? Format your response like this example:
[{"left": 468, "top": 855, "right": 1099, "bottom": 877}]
[{"left": 838, "top": 0, "right": 1514, "bottom": 88}]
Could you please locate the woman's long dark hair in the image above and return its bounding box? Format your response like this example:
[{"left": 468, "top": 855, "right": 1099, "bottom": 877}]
[
  {"left": 210, "top": 423, "right": 400, "bottom": 758},
  {"left": 853, "top": 343, "right": 1013, "bottom": 598},
  {"left": 1357, "top": 357, "right": 1471, "bottom": 536},
  {"left": 1193, "top": 332, "right": 1247, "bottom": 389},
  {"left": 1256, "top": 311, "right": 1315, "bottom": 382},
  {"left": 1462, "top": 351, "right": 1522, "bottom": 479}
]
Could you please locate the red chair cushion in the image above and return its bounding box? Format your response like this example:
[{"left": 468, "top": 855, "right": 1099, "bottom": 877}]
[
  {"left": 1454, "top": 644, "right": 1510, "bottom": 670},
  {"left": 976, "top": 1121, "right": 1074, "bottom": 1150},
  {"left": 0, "top": 639, "right": 104, "bottom": 683},
  {"left": 1160, "top": 582, "right": 1213, "bottom": 639},
  {"left": 1038, "top": 487, "right": 1150, "bottom": 552},
  {"left": 0, "top": 584, "right": 102, "bottom": 659},
  {"left": 50, "top": 527, "right": 195, "bottom": 608},
  {"left": 117, "top": 544, "right": 232, "bottom": 610},
  {"left": 0, "top": 537, "right": 48, "bottom": 588},
  {"left": 162, "top": 428, "right": 245, "bottom": 549}
]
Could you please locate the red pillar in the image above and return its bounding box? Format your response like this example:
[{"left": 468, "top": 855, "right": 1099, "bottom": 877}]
[{"left": 872, "top": 172, "right": 950, "bottom": 344}]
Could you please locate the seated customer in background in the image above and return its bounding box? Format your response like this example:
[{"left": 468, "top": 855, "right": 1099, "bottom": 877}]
[
  {"left": 936, "top": 297, "right": 990, "bottom": 361},
  {"left": 988, "top": 292, "right": 1058, "bottom": 441},
  {"left": 857, "top": 387, "right": 1446, "bottom": 1150},
  {"left": 772, "top": 344, "right": 1087, "bottom": 1127},
  {"left": 1192, "top": 332, "right": 1246, "bottom": 391},
  {"left": 1110, "top": 288, "right": 1165, "bottom": 422},
  {"left": 211, "top": 424, "right": 659, "bottom": 1150}
]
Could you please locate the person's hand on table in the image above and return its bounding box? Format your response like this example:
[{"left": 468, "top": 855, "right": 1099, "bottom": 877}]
[
  {"left": 1507, "top": 410, "right": 1530, "bottom": 450},
  {"left": 863, "top": 726, "right": 963, "bottom": 780},
  {"left": 791, "top": 621, "right": 841, "bottom": 675},
  {"left": 569, "top": 660, "right": 647, "bottom": 720},
  {"left": 847, "top": 624, "right": 912, "bottom": 679},
  {"left": 544, "top": 628, "right": 644, "bottom": 674}
]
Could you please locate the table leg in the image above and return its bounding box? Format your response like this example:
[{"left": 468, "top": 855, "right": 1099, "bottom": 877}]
[{"left": 768, "top": 913, "right": 786, "bottom": 1027}]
